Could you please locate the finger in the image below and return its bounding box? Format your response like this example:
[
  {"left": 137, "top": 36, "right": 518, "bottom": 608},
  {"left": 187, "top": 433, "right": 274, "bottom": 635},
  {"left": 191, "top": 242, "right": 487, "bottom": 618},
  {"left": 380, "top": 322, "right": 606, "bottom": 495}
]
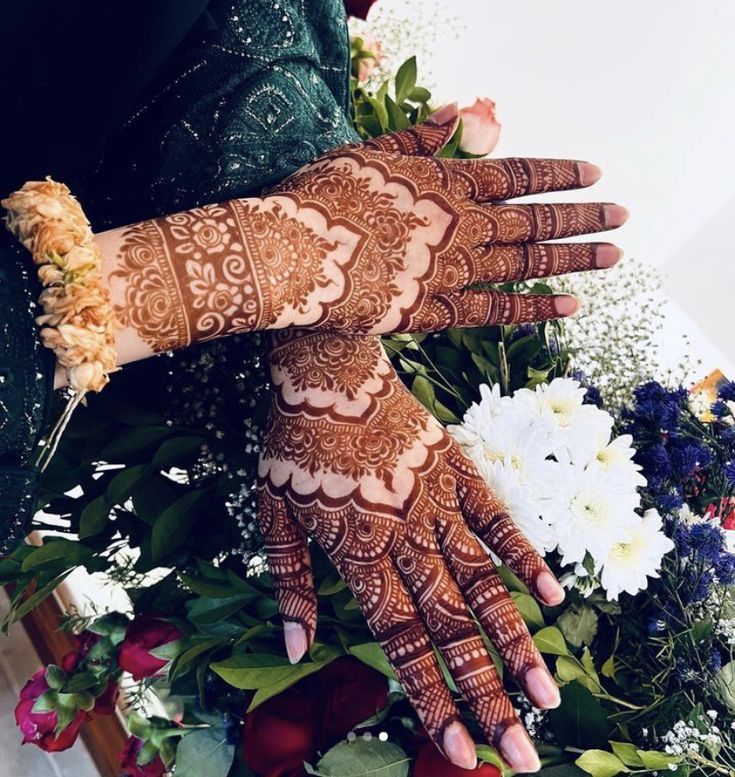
[
  {"left": 482, "top": 202, "right": 629, "bottom": 243},
  {"left": 437, "top": 513, "right": 560, "bottom": 709},
  {"left": 362, "top": 105, "right": 460, "bottom": 157},
  {"left": 395, "top": 531, "right": 539, "bottom": 771},
  {"left": 338, "top": 558, "right": 478, "bottom": 770},
  {"left": 446, "top": 445, "right": 565, "bottom": 606},
  {"left": 257, "top": 485, "right": 317, "bottom": 662},
  {"left": 452, "top": 157, "right": 601, "bottom": 201},
  {"left": 467, "top": 242, "right": 622, "bottom": 285},
  {"left": 414, "top": 288, "right": 578, "bottom": 330}
]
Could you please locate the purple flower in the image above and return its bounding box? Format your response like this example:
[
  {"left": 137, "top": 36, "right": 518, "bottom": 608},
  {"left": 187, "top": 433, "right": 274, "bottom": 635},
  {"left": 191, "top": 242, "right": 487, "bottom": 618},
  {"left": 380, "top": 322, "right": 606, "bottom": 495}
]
[{"left": 717, "top": 380, "right": 735, "bottom": 403}]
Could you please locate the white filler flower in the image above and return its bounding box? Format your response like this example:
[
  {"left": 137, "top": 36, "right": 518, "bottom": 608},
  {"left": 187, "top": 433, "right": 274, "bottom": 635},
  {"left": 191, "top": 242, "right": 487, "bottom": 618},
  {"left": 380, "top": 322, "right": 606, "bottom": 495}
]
[{"left": 599, "top": 509, "right": 675, "bottom": 600}]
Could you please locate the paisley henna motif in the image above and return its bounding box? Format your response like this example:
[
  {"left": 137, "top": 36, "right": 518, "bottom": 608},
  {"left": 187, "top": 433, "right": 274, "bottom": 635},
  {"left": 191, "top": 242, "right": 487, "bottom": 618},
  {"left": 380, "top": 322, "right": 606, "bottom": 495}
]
[
  {"left": 102, "top": 121, "right": 624, "bottom": 358},
  {"left": 257, "top": 330, "right": 564, "bottom": 767}
]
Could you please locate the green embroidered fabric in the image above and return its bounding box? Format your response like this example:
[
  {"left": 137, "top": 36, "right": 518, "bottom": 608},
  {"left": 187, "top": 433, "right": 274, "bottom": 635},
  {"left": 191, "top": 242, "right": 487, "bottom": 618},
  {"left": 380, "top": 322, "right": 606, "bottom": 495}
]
[{"left": 0, "top": 0, "right": 360, "bottom": 553}]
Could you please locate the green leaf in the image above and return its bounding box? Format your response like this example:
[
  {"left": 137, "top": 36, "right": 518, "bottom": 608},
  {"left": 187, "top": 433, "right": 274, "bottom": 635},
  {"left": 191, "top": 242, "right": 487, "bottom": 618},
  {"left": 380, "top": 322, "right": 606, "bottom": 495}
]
[
  {"left": 575, "top": 750, "right": 628, "bottom": 777},
  {"left": 22, "top": 539, "right": 94, "bottom": 572},
  {"left": 175, "top": 725, "right": 235, "bottom": 777},
  {"left": 394, "top": 56, "right": 417, "bottom": 104},
  {"left": 636, "top": 750, "right": 681, "bottom": 770},
  {"left": 557, "top": 604, "right": 599, "bottom": 648},
  {"left": 152, "top": 436, "right": 204, "bottom": 469},
  {"left": 151, "top": 490, "right": 205, "bottom": 561},
  {"left": 712, "top": 660, "right": 735, "bottom": 713},
  {"left": 510, "top": 592, "right": 545, "bottom": 631},
  {"left": 45, "top": 665, "right": 67, "bottom": 690},
  {"left": 100, "top": 426, "right": 171, "bottom": 460},
  {"left": 186, "top": 593, "right": 255, "bottom": 626},
  {"left": 79, "top": 495, "right": 111, "bottom": 539},
  {"left": 211, "top": 654, "right": 320, "bottom": 692},
  {"left": 385, "top": 95, "right": 410, "bottom": 130},
  {"left": 408, "top": 86, "right": 431, "bottom": 103},
  {"left": 107, "top": 464, "right": 149, "bottom": 505},
  {"left": 609, "top": 742, "right": 643, "bottom": 767},
  {"left": 6, "top": 572, "right": 71, "bottom": 625},
  {"left": 348, "top": 643, "right": 396, "bottom": 680},
  {"left": 534, "top": 626, "right": 569, "bottom": 656},
  {"left": 171, "top": 639, "right": 225, "bottom": 681},
  {"left": 311, "top": 738, "right": 410, "bottom": 777},
  {"left": 550, "top": 682, "right": 611, "bottom": 750}
]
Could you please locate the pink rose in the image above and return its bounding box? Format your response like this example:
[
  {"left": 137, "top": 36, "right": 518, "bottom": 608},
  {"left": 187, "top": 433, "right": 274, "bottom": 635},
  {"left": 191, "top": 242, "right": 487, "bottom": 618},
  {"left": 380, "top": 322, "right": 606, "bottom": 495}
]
[
  {"left": 118, "top": 615, "right": 182, "bottom": 681},
  {"left": 458, "top": 97, "right": 501, "bottom": 156},
  {"left": 14, "top": 669, "right": 86, "bottom": 752},
  {"left": 118, "top": 736, "right": 166, "bottom": 777},
  {"left": 357, "top": 38, "right": 383, "bottom": 81}
]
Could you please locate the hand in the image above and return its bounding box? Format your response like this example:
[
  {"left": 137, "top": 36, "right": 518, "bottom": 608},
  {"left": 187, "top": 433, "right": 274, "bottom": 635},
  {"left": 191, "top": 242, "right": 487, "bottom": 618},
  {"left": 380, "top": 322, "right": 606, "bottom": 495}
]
[
  {"left": 97, "top": 110, "right": 626, "bottom": 364},
  {"left": 258, "top": 330, "right": 566, "bottom": 772}
]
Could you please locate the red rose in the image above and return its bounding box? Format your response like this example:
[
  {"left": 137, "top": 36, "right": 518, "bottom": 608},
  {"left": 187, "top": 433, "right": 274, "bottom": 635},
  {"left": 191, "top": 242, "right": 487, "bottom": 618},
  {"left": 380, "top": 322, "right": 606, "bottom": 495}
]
[
  {"left": 61, "top": 630, "right": 102, "bottom": 673},
  {"left": 414, "top": 740, "right": 502, "bottom": 777},
  {"left": 310, "top": 657, "right": 388, "bottom": 749},
  {"left": 14, "top": 669, "right": 86, "bottom": 752},
  {"left": 243, "top": 657, "right": 389, "bottom": 775},
  {"left": 343, "top": 0, "right": 376, "bottom": 19},
  {"left": 118, "top": 615, "right": 182, "bottom": 681},
  {"left": 243, "top": 688, "right": 317, "bottom": 777},
  {"left": 119, "top": 736, "right": 166, "bottom": 777},
  {"left": 93, "top": 678, "right": 120, "bottom": 715}
]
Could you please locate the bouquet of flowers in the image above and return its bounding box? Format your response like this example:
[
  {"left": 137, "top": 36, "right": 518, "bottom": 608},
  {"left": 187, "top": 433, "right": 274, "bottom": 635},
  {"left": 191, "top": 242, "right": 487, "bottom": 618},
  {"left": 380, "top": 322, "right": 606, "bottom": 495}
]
[{"left": 3, "top": 13, "right": 734, "bottom": 777}]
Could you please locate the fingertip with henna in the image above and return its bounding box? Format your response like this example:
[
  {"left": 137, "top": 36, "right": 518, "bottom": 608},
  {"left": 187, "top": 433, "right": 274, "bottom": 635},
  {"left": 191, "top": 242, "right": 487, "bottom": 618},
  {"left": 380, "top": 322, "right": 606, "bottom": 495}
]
[
  {"left": 577, "top": 161, "right": 602, "bottom": 186},
  {"left": 428, "top": 102, "right": 460, "bottom": 131},
  {"left": 499, "top": 725, "right": 541, "bottom": 773},
  {"left": 604, "top": 204, "right": 630, "bottom": 228},
  {"left": 443, "top": 720, "right": 478, "bottom": 770},
  {"left": 537, "top": 570, "right": 565, "bottom": 606},
  {"left": 525, "top": 666, "right": 561, "bottom": 709},
  {"left": 284, "top": 621, "right": 308, "bottom": 664},
  {"left": 553, "top": 295, "right": 579, "bottom": 317}
]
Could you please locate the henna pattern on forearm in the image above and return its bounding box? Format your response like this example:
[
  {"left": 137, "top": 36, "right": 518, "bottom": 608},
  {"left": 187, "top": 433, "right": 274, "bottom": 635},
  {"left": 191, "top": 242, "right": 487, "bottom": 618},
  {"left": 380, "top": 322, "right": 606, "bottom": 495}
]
[
  {"left": 104, "top": 122, "right": 624, "bottom": 355},
  {"left": 257, "top": 330, "right": 561, "bottom": 762}
]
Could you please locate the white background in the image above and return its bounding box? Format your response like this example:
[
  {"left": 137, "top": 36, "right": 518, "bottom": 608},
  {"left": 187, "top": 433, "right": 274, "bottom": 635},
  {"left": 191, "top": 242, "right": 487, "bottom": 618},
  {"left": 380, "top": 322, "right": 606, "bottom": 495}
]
[{"left": 368, "top": 0, "right": 735, "bottom": 379}]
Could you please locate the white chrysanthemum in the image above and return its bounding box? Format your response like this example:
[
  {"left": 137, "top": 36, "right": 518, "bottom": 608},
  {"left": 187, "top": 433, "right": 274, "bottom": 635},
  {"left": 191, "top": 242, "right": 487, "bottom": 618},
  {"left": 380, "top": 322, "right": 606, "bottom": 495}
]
[
  {"left": 450, "top": 383, "right": 515, "bottom": 460},
  {"left": 538, "top": 463, "right": 640, "bottom": 565},
  {"left": 586, "top": 434, "right": 647, "bottom": 489},
  {"left": 514, "top": 378, "right": 613, "bottom": 464},
  {"left": 599, "top": 509, "right": 675, "bottom": 600},
  {"left": 473, "top": 458, "right": 557, "bottom": 553}
]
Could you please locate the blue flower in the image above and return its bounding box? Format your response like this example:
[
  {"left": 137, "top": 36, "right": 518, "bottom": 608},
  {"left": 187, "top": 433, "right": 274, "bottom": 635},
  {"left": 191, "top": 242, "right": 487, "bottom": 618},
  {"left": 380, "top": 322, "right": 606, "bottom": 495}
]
[
  {"left": 669, "top": 441, "right": 713, "bottom": 480},
  {"left": 709, "top": 649, "right": 723, "bottom": 673},
  {"left": 689, "top": 522, "right": 725, "bottom": 561},
  {"left": 636, "top": 443, "right": 673, "bottom": 490},
  {"left": 724, "top": 460, "right": 735, "bottom": 488},
  {"left": 718, "top": 380, "right": 735, "bottom": 403},
  {"left": 715, "top": 552, "right": 735, "bottom": 585}
]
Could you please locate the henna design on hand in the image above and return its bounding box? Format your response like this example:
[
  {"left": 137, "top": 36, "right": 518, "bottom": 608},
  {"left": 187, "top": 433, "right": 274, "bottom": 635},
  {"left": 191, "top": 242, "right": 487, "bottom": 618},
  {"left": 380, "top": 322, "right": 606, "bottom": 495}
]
[
  {"left": 257, "top": 330, "right": 565, "bottom": 769},
  {"left": 103, "top": 120, "right": 625, "bottom": 358}
]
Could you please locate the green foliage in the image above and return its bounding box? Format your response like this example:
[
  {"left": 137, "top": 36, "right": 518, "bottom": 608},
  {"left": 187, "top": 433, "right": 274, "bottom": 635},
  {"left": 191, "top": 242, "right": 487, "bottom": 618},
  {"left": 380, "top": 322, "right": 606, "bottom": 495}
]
[{"left": 306, "top": 738, "right": 410, "bottom": 777}]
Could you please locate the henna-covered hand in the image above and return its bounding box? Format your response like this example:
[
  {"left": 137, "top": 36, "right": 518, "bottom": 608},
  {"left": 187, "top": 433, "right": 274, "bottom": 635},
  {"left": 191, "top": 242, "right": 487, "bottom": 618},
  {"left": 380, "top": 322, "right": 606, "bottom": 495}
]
[
  {"left": 258, "top": 330, "right": 565, "bottom": 772},
  {"left": 99, "top": 111, "right": 626, "bottom": 365}
]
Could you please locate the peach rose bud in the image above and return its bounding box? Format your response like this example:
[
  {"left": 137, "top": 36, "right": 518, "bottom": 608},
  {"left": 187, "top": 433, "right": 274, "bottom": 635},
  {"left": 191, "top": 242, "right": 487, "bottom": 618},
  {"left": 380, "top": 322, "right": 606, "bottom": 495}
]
[{"left": 458, "top": 97, "right": 501, "bottom": 156}]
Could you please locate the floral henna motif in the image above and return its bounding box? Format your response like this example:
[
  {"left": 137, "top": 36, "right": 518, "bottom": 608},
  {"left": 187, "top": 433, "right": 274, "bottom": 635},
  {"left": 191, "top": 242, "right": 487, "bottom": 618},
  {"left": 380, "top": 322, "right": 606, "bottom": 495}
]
[
  {"left": 101, "top": 122, "right": 624, "bottom": 357},
  {"left": 257, "top": 330, "right": 562, "bottom": 764}
]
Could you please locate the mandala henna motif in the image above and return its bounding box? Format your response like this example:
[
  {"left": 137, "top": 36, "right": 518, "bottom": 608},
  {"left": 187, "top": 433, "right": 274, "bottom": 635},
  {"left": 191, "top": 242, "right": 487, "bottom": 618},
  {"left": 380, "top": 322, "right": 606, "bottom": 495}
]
[
  {"left": 257, "top": 330, "right": 561, "bottom": 762},
  {"left": 99, "top": 122, "right": 624, "bottom": 359}
]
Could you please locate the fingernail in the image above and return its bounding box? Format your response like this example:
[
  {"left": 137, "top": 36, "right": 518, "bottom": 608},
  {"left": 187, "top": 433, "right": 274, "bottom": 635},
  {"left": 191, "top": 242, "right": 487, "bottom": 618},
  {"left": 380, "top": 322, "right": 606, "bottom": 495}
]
[
  {"left": 554, "top": 295, "right": 579, "bottom": 317},
  {"left": 594, "top": 243, "right": 623, "bottom": 269},
  {"left": 604, "top": 204, "right": 630, "bottom": 228},
  {"left": 577, "top": 161, "right": 602, "bottom": 186},
  {"left": 427, "top": 102, "right": 459, "bottom": 127},
  {"left": 443, "top": 721, "right": 478, "bottom": 770},
  {"left": 284, "top": 622, "right": 308, "bottom": 664},
  {"left": 525, "top": 666, "right": 561, "bottom": 709},
  {"left": 499, "top": 725, "right": 541, "bottom": 773},
  {"left": 537, "top": 571, "right": 565, "bottom": 605}
]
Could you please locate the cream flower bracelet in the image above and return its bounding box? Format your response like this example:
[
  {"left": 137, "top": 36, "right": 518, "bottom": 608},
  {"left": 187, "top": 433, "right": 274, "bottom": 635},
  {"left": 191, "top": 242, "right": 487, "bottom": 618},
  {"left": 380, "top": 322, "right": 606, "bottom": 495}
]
[{"left": 2, "top": 178, "right": 119, "bottom": 468}]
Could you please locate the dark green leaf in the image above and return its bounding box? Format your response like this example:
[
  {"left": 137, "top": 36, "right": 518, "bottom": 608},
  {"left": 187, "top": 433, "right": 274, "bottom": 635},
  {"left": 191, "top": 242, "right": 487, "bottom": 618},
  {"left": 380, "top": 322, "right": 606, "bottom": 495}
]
[{"left": 394, "top": 56, "right": 417, "bottom": 103}]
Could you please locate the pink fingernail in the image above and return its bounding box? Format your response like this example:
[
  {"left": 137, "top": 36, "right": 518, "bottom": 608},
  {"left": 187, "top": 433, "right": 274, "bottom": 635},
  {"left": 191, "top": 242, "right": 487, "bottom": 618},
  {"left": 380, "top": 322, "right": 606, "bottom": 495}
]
[
  {"left": 604, "top": 204, "right": 630, "bottom": 228},
  {"left": 537, "top": 571, "right": 565, "bottom": 605},
  {"left": 595, "top": 243, "right": 623, "bottom": 269},
  {"left": 284, "top": 622, "right": 308, "bottom": 664},
  {"left": 443, "top": 721, "right": 478, "bottom": 770},
  {"left": 499, "top": 725, "right": 541, "bottom": 773},
  {"left": 577, "top": 162, "right": 602, "bottom": 186},
  {"left": 554, "top": 295, "right": 579, "bottom": 317},
  {"left": 427, "top": 102, "right": 459, "bottom": 127},
  {"left": 525, "top": 666, "right": 561, "bottom": 709}
]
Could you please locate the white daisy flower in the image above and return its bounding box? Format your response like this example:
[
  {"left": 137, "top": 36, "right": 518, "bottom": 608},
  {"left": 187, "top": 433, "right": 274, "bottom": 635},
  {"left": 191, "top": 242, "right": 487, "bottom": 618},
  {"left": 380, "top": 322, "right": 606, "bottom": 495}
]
[
  {"left": 538, "top": 463, "right": 640, "bottom": 565},
  {"left": 598, "top": 509, "right": 675, "bottom": 600},
  {"left": 586, "top": 434, "right": 647, "bottom": 489}
]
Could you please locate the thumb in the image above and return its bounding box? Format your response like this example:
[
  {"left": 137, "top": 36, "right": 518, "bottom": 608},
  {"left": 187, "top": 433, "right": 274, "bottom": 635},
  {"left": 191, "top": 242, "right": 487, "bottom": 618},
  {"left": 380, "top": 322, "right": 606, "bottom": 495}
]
[
  {"left": 257, "top": 484, "right": 317, "bottom": 663},
  {"left": 361, "top": 102, "right": 459, "bottom": 156}
]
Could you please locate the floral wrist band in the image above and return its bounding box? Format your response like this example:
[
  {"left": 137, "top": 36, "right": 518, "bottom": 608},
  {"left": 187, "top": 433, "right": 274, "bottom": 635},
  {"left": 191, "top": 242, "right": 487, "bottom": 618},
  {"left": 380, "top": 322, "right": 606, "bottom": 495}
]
[{"left": 2, "top": 178, "right": 119, "bottom": 468}]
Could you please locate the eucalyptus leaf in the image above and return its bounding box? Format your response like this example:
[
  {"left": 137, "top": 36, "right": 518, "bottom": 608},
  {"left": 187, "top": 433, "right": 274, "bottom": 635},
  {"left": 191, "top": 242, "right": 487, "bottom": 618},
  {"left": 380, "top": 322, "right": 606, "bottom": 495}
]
[{"left": 175, "top": 725, "right": 235, "bottom": 777}]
